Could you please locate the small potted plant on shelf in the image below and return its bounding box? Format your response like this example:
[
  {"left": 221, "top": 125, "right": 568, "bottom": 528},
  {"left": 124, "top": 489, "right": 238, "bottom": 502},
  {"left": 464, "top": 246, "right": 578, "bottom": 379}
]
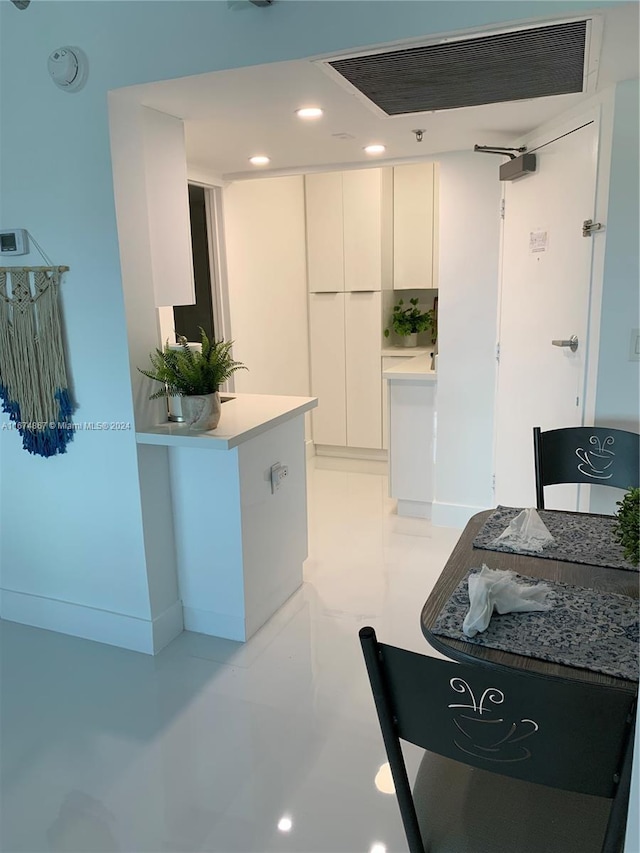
[
  {"left": 139, "top": 329, "right": 247, "bottom": 431},
  {"left": 614, "top": 486, "right": 639, "bottom": 566},
  {"left": 384, "top": 298, "right": 436, "bottom": 348}
]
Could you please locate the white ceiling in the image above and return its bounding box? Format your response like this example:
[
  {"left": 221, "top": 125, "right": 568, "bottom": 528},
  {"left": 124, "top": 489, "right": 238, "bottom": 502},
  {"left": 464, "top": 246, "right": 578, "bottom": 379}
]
[{"left": 128, "top": 3, "right": 639, "bottom": 181}]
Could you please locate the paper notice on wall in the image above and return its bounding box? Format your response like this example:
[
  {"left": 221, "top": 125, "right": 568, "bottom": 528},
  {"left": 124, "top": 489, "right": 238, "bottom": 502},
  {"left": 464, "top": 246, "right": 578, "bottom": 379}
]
[{"left": 529, "top": 230, "right": 548, "bottom": 253}]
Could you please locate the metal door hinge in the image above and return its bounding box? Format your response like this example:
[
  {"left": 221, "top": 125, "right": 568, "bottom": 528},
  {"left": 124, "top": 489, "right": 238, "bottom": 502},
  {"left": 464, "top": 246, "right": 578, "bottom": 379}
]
[
  {"left": 582, "top": 219, "right": 603, "bottom": 237},
  {"left": 492, "top": 473, "right": 496, "bottom": 492},
  {"left": 495, "top": 342, "right": 501, "bottom": 362},
  {"left": 500, "top": 199, "right": 505, "bottom": 220}
]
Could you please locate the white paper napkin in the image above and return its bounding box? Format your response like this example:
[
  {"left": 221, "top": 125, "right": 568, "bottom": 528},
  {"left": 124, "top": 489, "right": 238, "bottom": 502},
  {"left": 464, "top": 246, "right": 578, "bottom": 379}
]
[
  {"left": 492, "top": 507, "right": 555, "bottom": 553},
  {"left": 462, "top": 565, "right": 552, "bottom": 638}
]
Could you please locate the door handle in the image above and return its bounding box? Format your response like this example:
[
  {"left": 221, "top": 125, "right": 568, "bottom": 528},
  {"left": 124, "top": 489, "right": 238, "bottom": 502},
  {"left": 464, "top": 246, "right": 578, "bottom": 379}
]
[{"left": 552, "top": 335, "right": 578, "bottom": 352}]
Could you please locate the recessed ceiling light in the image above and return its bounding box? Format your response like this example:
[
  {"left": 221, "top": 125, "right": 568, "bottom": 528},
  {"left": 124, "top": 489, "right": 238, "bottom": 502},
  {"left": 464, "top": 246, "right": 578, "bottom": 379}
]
[
  {"left": 364, "top": 144, "right": 386, "bottom": 155},
  {"left": 296, "top": 107, "right": 323, "bottom": 119},
  {"left": 374, "top": 762, "right": 395, "bottom": 794},
  {"left": 370, "top": 844, "right": 387, "bottom": 853},
  {"left": 249, "top": 155, "right": 270, "bottom": 166},
  {"left": 277, "top": 816, "right": 293, "bottom": 832}
]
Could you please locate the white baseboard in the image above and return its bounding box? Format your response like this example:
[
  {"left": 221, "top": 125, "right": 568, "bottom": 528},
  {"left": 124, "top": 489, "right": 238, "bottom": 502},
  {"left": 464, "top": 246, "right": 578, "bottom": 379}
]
[
  {"left": 182, "top": 605, "right": 246, "bottom": 642},
  {"left": 0, "top": 588, "right": 160, "bottom": 654},
  {"left": 152, "top": 600, "right": 184, "bottom": 653},
  {"left": 431, "top": 501, "right": 488, "bottom": 529},
  {"left": 397, "top": 499, "right": 432, "bottom": 519}
]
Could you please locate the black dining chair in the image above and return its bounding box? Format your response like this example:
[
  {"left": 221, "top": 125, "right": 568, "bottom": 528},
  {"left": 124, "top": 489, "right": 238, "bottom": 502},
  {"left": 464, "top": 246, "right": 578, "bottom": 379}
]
[
  {"left": 360, "top": 626, "right": 636, "bottom": 853},
  {"left": 533, "top": 426, "right": 640, "bottom": 510}
]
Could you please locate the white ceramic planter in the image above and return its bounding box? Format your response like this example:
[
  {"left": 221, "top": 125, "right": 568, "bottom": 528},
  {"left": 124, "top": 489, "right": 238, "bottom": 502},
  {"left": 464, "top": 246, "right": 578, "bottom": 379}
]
[
  {"left": 400, "top": 333, "right": 418, "bottom": 347},
  {"left": 182, "top": 391, "right": 221, "bottom": 431}
]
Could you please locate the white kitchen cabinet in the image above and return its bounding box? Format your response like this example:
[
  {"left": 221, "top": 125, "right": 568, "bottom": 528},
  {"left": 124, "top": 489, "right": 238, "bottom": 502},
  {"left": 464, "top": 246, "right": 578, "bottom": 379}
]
[
  {"left": 384, "top": 357, "right": 437, "bottom": 518},
  {"left": 309, "top": 293, "right": 347, "bottom": 445},
  {"left": 393, "top": 162, "right": 438, "bottom": 290},
  {"left": 309, "top": 292, "right": 383, "bottom": 450},
  {"left": 305, "top": 168, "right": 392, "bottom": 293},
  {"left": 343, "top": 169, "right": 392, "bottom": 292},
  {"left": 305, "top": 172, "right": 345, "bottom": 293},
  {"left": 345, "top": 292, "right": 382, "bottom": 448}
]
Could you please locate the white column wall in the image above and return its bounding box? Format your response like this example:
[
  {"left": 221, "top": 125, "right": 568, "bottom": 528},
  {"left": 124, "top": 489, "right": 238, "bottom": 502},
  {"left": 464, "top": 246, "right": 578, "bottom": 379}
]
[{"left": 432, "top": 153, "right": 502, "bottom": 527}]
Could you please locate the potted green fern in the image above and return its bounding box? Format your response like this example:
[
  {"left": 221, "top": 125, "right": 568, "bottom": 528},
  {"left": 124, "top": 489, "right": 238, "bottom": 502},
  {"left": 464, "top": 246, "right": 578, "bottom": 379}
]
[
  {"left": 384, "top": 298, "right": 436, "bottom": 347},
  {"left": 139, "top": 330, "right": 246, "bottom": 431}
]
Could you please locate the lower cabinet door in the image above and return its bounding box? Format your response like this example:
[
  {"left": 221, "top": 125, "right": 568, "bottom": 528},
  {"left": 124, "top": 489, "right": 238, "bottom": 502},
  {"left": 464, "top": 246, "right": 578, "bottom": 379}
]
[
  {"left": 345, "top": 292, "right": 382, "bottom": 449},
  {"left": 309, "top": 293, "right": 347, "bottom": 446}
]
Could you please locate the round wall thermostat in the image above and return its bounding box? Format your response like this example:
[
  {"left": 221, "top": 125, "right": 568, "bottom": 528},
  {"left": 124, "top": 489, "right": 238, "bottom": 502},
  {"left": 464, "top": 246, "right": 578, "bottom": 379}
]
[{"left": 47, "top": 46, "right": 88, "bottom": 92}]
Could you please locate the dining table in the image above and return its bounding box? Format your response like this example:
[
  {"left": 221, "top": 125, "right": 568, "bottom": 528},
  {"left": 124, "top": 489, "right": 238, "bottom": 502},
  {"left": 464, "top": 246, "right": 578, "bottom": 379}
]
[{"left": 420, "top": 508, "right": 639, "bottom": 694}]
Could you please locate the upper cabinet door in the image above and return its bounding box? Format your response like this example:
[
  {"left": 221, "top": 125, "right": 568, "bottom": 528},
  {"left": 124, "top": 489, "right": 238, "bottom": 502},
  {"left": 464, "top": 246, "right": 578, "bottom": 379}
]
[
  {"left": 343, "top": 169, "right": 383, "bottom": 292},
  {"left": 393, "top": 162, "right": 435, "bottom": 290},
  {"left": 305, "top": 172, "right": 344, "bottom": 292}
]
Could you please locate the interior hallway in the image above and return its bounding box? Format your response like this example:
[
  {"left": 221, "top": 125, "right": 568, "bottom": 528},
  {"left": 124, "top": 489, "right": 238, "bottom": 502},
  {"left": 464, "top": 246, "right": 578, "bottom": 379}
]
[{"left": 0, "top": 462, "right": 461, "bottom": 853}]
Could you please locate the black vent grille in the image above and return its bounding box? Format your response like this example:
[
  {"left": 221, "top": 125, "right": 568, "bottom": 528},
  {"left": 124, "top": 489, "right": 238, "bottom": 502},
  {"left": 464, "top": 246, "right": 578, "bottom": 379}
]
[{"left": 329, "top": 21, "right": 587, "bottom": 115}]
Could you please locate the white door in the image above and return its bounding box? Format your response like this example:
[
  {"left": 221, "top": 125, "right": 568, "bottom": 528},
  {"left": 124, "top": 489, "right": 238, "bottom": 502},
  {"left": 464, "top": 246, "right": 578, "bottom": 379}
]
[{"left": 494, "top": 120, "right": 599, "bottom": 510}]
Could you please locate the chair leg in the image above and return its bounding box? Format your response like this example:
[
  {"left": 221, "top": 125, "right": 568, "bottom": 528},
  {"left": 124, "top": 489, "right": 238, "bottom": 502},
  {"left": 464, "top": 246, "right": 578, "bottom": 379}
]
[{"left": 360, "top": 628, "right": 426, "bottom": 853}]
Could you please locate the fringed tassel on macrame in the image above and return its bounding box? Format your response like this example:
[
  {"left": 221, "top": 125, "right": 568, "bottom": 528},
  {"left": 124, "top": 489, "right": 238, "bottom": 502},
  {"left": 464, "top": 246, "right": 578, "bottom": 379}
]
[{"left": 0, "top": 268, "right": 74, "bottom": 458}]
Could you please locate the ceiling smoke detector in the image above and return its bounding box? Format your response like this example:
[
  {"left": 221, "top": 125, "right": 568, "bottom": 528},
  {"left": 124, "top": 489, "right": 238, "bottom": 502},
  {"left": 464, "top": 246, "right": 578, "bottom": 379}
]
[{"left": 47, "top": 46, "right": 89, "bottom": 93}]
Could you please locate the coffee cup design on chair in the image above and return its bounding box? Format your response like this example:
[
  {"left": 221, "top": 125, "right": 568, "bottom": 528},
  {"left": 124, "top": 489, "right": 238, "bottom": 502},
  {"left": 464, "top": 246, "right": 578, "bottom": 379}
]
[
  {"left": 448, "top": 678, "right": 539, "bottom": 763},
  {"left": 575, "top": 434, "right": 615, "bottom": 480}
]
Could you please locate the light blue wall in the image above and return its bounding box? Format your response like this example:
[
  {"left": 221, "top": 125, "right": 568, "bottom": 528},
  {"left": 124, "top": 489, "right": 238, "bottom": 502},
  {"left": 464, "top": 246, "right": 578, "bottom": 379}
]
[
  {"left": 591, "top": 78, "right": 640, "bottom": 515},
  {"left": 0, "top": 1, "right": 630, "bottom": 629}
]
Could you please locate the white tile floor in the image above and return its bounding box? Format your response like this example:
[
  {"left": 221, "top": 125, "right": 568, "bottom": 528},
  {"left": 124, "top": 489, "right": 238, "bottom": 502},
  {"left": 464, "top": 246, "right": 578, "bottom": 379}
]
[{"left": 0, "top": 462, "right": 462, "bottom": 853}]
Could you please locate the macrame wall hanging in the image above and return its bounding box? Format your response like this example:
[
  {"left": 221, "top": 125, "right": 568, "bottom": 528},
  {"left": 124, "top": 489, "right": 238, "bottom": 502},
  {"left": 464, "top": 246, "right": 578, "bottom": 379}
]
[{"left": 0, "top": 235, "right": 74, "bottom": 458}]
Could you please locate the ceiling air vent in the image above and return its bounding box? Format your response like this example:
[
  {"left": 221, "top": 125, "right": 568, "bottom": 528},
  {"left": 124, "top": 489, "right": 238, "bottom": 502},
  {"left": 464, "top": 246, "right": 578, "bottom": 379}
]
[{"left": 326, "top": 20, "right": 589, "bottom": 116}]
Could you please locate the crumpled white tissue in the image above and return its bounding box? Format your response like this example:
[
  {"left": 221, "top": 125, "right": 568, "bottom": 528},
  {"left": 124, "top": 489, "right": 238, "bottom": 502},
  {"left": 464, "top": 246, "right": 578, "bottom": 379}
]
[
  {"left": 492, "top": 507, "right": 555, "bottom": 553},
  {"left": 462, "top": 565, "right": 552, "bottom": 638}
]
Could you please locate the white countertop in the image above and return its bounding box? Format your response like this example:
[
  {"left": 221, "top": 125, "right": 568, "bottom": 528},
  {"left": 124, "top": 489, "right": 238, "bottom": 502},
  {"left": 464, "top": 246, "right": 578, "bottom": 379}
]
[
  {"left": 383, "top": 354, "right": 437, "bottom": 382},
  {"left": 136, "top": 393, "right": 317, "bottom": 450}
]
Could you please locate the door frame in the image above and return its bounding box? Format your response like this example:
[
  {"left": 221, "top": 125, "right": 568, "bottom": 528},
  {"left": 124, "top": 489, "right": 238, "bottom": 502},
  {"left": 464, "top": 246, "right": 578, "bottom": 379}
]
[{"left": 492, "top": 92, "right": 616, "bottom": 511}]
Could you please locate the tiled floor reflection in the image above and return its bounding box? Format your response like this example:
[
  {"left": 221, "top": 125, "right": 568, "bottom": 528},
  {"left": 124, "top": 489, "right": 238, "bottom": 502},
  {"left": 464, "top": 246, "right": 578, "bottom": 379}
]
[{"left": 0, "top": 462, "right": 461, "bottom": 853}]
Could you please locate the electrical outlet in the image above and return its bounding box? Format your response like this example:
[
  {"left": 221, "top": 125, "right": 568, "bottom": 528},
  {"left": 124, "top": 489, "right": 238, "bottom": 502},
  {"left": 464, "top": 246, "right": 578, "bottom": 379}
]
[
  {"left": 270, "top": 463, "right": 289, "bottom": 493},
  {"left": 629, "top": 329, "right": 640, "bottom": 362}
]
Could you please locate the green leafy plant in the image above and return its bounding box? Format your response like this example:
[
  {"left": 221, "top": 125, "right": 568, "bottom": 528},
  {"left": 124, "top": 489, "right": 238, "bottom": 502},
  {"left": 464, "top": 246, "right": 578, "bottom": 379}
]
[
  {"left": 139, "top": 329, "right": 247, "bottom": 399},
  {"left": 384, "top": 298, "right": 435, "bottom": 339},
  {"left": 614, "top": 487, "right": 640, "bottom": 566}
]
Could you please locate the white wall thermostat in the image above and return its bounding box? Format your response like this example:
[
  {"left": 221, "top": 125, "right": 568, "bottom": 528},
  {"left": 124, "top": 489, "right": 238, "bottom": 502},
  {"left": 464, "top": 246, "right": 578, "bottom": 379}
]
[{"left": 0, "top": 229, "right": 29, "bottom": 255}]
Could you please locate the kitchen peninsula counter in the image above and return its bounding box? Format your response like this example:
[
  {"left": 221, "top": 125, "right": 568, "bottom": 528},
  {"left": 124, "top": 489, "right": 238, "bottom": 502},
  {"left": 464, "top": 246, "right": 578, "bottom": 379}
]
[
  {"left": 136, "top": 393, "right": 317, "bottom": 449},
  {"left": 137, "top": 393, "right": 317, "bottom": 643}
]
